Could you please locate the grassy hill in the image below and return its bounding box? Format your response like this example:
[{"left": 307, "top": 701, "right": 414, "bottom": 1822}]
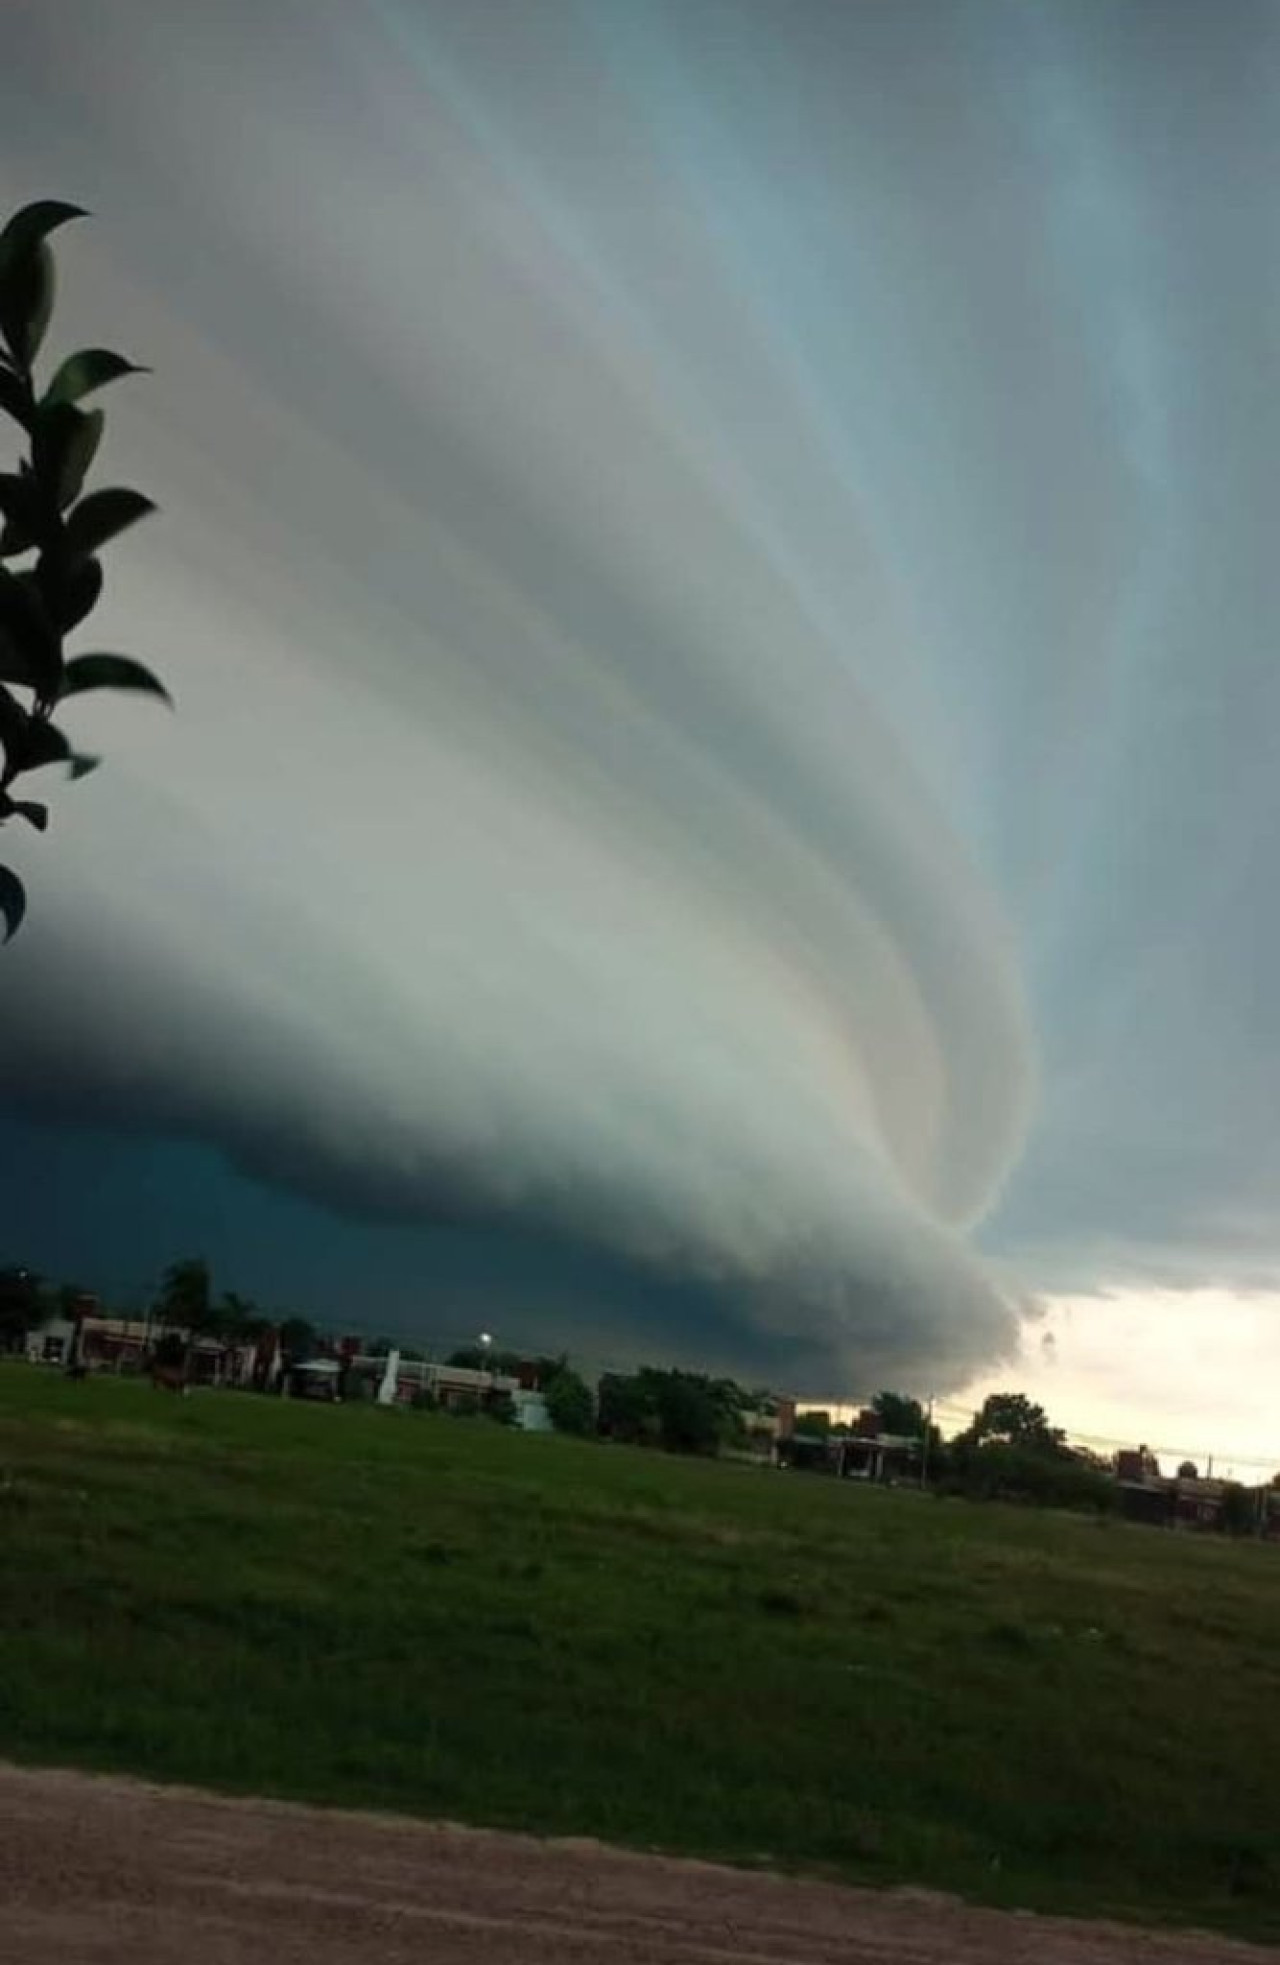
[{"left": 1, "top": 1364, "right": 1278, "bottom": 1939}]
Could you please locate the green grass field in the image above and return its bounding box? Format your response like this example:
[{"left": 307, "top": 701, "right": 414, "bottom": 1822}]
[{"left": 2, "top": 1365, "right": 1278, "bottom": 1939}]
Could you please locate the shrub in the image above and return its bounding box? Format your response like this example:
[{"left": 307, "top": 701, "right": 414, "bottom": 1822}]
[{"left": 543, "top": 1366, "right": 594, "bottom": 1436}]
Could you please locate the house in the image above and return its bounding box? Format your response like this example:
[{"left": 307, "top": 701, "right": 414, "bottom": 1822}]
[
  {"left": 23, "top": 1316, "right": 77, "bottom": 1367},
  {"left": 1112, "top": 1456, "right": 1267, "bottom": 1535},
  {"left": 350, "top": 1351, "right": 522, "bottom": 1413},
  {"left": 72, "top": 1317, "right": 257, "bottom": 1387},
  {"left": 188, "top": 1336, "right": 258, "bottom": 1389},
  {"left": 1173, "top": 1475, "right": 1229, "bottom": 1532},
  {"left": 834, "top": 1431, "right": 921, "bottom": 1484},
  {"left": 1115, "top": 1478, "right": 1175, "bottom": 1528},
  {"left": 77, "top": 1316, "right": 153, "bottom": 1372},
  {"left": 776, "top": 1432, "right": 836, "bottom": 1473}
]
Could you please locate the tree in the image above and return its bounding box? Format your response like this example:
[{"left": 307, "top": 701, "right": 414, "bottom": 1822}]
[
  {"left": 596, "top": 1366, "right": 742, "bottom": 1455},
  {"left": 155, "top": 1257, "right": 212, "bottom": 1332},
  {"left": 649, "top": 1371, "right": 722, "bottom": 1455},
  {"left": 957, "top": 1391, "right": 1064, "bottom": 1455},
  {"left": 943, "top": 1390, "right": 1106, "bottom": 1510},
  {"left": 0, "top": 200, "right": 171, "bottom": 941},
  {"left": 1178, "top": 1460, "right": 1199, "bottom": 1480},
  {"left": 872, "top": 1391, "right": 925, "bottom": 1437},
  {"left": 543, "top": 1365, "right": 594, "bottom": 1436},
  {"left": 705, "top": 1376, "right": 752, "bottom": 1448},
  {"left": 487, "top": 1389, "right": 517, "bottom": 1426},
  {"left": 942, "top": 1437, "right": 1113, "bottom": 1513},
  {"left": 597, "top": 1371, "right": 659, "bottom": 1446}
]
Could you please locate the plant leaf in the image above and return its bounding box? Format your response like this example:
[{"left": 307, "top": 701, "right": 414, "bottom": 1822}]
[
  {"left": 60, "top": 652, "right": 172, "bottom": 707},
  {"left": 16, "top": 719, "right": 70, "bottom": 771},
  {"left": 0, "top": 863, "right": 25, "bottom": 942},
  {"left": 43, "top": 347, "right": 147, "bottom": 409},
  {"left": 64, "top": 488, "right": 155, "bottom": 559},
  {"left": 42, "top": 553, "right": 102, "bottom": 632},
  {"left": 67, "top": 751, "right": 99, "bottom": 781},
  {"left": 0, "top": 682, "right": 29, "bottom": 774},
  {"left": 0, "top": 201, "right": 88, "bottom": 260},
  {"left": 0, "top": 472, "right": 44, "bottom": 557},
  {"left": 0, "top": 240, "right": 55, "bottom": 369},
  {"left": 32, "top": 403, "right": 104, "bottom": 510},
  {"left": 9, "top": 798, "right": 47, "bottom": 831},
  {"left": 0, "top": 364, "right": 32, "bottom": 429},
  {"left": 0, "top": 567, "right": 59, "bottom": 695},
  {"left": 0, "top": 203, "right": 83, "bottom": 371}
]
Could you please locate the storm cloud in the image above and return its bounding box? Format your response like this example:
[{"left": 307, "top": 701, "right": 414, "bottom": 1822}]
[{"left": 1, "top": 1, "right": 1277, "bottom": 1392}]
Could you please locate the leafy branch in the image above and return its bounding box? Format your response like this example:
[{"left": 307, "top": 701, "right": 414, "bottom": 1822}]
[{"left": 0, "top": 200, "right": 171, "bottom": 942}]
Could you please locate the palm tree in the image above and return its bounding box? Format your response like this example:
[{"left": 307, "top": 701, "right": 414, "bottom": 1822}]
[{"left": 155, "top": 1257, "right": 211, "bottom": 1333}]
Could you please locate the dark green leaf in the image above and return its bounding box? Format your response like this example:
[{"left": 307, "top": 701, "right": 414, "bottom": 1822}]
[
  {"left": 43, "top": 348, "right": 147, "bottom": 409},
  {"left": 0, "top": 864, "right": 25, "bottom": 942},
  {"left": 67, "top": 751, "right": 99, "bottom": 781},
  {"left": 9, "top": 798, "right": 47, "bottom": 831},
  {"left": 0, "top": 568, "right": 59, "bottom": 695},
  {"left": 41, "top": 554, "right": 101, "bottom": 632},
  {"left": 0, "top": 473, "right": 44, "bottom": 557},
  {"left": 0, "top": 364, "right": 32, "bottom": 429},
  {"left": 0, "top": 240, "right": 55, "bottom": 369},
  {"left": 0, "top": 683, "right": 29, "bottom": 773},
  {"left": 64, "top": 488, "right": 155, "bottom": 559},
  {"left": 0, "top": 526, "right": 37, "bottom": 561},
  {"left": 60, "top": 651, "right": 172, "bottom": 707},
  {"left": 32, "top": 403, "right": 104, "bottom": 509},
  {"left": 0, "top": 472, "right": 32, "bottom": 513},
  {"left": 0, "top": 201, "right": 88, "bottom": 259},
  {"left": 15, "top": 719, "right": 70, "bottom": 771},
  {"left": 0, "top": 203, "right": 83, "bottom": 372}
]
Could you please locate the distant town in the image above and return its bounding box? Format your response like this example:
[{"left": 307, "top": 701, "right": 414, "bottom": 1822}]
[{"left": 4, "top": 1259, "right": 1277, "bottom": 1542}]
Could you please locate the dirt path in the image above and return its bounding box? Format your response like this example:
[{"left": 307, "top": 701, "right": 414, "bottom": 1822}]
[{"left": 0, "top": 1764, "right": 1274, "bottom": 1964}]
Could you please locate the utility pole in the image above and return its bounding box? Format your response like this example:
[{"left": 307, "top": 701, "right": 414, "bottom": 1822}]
[{"left": 920, "top": 1397, "right": 935, "bottom": 1489}]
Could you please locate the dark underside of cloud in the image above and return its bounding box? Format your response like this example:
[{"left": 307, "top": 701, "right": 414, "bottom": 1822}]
[{"left": 0, "top": 942, "right": 1023, "bottom": 1396}]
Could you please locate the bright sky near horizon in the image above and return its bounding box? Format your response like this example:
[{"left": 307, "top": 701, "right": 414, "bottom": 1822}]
[
  {"left": 2, "top": 1, "right": 1280, "bottom": 1463},
  {"left": 955, "top": 1291, "right": 1280, "bottom": 1482}
]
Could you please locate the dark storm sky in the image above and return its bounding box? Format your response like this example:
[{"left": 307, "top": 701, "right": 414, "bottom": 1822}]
[{"left": 3, "top": 1, "right": 1279, "bottom": 1399}]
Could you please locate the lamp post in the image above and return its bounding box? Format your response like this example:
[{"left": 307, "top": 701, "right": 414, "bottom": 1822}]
[{"left": 479, "top": 1331, "right": 494, "bottom": 1403}]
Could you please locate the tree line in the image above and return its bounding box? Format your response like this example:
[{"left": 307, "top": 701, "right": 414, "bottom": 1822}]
[
  {"left": 4, "top": 1257, "right": 1276, "bottom": 1530},
  {"left": 0, "top": 1256, "right": 316, "bottom": 1363}
]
